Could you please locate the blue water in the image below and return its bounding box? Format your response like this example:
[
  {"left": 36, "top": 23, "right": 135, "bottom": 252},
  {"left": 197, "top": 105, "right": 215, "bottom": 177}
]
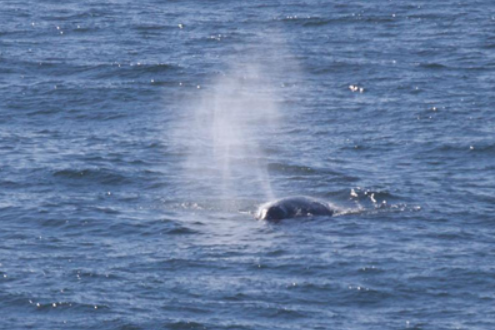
[{"left": 1, "top": 1, "right": 494, "bottom": 329}]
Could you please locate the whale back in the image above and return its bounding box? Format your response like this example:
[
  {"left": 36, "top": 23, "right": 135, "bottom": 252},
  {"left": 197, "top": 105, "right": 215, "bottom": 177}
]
[{"left": 256, "top": 196, "right": 334, "bottom": 221}]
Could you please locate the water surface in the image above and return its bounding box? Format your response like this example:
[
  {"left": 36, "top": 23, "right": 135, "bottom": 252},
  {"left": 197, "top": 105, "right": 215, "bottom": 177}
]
[{"left": 1, "top": 1, "right": 494, "bottom": 329}]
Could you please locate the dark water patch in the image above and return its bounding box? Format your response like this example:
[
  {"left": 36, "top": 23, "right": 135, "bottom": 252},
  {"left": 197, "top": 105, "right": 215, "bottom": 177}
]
[
  {"left": 31, "top": 216, "right": 74, "bottom": 229},
  {"left": 31, "top": 300, "right": 109, "bottom": 313},
  {"left": 121, "top": 258, "right": 231, "bottom": 275},
  {"left": 0, "top": 180, "right": 29, "bottom": 189},
  {"left": 106, "top": 218, "right": 198, "bottom": 237},
  {"left": 277, "top": 15, "right": 353, "bottom": 27},
  {"left": 0, "top": 291, "right": 108, "bottom": 314},
  {"left": 162, "top": 303, "right": 211, "bottom": 315},
  {"left": 280, "top": 281, "right": 395, "bottom": 307},
  {"left": 164, "top": 321, "right": 207, "bottom": 330},
  {"left": 53, "top": 168, "right": 132, "bottom": 186},
  {"left": 265, "top": 249, "right": 287, "bottom": 257},
  {"left": 261, "top": 306, "right": 307, "bottom": 320},
  {"left": 406, "top": 12, "right": 464, "bottom": 20},
  {"left": 424, "top": 230, "right": 476, "bottom": 241},
  {"left": 466, "top": 143, "right": 495, "bottom": 154},
  {"left": 221, "top": 292, "right": 251, "bottom": 302},
  {"left": 424, "top": 142, "right": 495, "bottom": 155},
  {"left": 417, "top": 62, "right": 449, "bottom": 70},
  {"left": 167, "top": 226, "right": 198, "bottom": 235},
  {"left": 268, "top": 162, "right": 318, "bottom": 175},
  {"left": 357, "top": 265, "right": 385, "bottom": 274},
  {"left": 0, "top": 292, "right": 39, "bottom": 310},
  {"left": 4, "top": 58, "right": 180, "bottom": 81},
  {"left": 247, "top": 260, "right": 346, "bottom": 277},
  {"left": 361, "top": 15, "right": 397, "bottom": 24},
  {"left": 94, "top": 62, "right": 180, "bottom": 80},
  {"left": 133, "top": 24, "right": 175, "bottom": 32},
  {"left": 69, "top": 268, "right": 121, "bottom": 283},
  {"left": 267, "top": 162, "right": 354, "bottom": 181},
  {"left": 26, "top": 107, "right": 62, "bottom": 116},
  {"left": 309, "top": 61, "right": 369, "bottom": 75},
  {"left": 340, "top": 285, "right": 394, "bottom": 307}
]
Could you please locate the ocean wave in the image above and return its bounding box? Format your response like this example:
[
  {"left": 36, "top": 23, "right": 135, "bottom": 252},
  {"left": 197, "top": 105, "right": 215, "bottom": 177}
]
[
  {"left": 164, "top": 321, "right": 208, "bottom": 330},
  {"left": 5, "top": 58, "right": 180, "bottom": 80},
  {"left": 0, "top": 291, "right": 107, "bottom": 313}
]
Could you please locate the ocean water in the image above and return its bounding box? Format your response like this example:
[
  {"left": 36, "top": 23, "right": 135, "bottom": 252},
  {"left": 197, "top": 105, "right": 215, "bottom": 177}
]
[{"left": 1, "top": 1, "right": 494, "bottom": 329}]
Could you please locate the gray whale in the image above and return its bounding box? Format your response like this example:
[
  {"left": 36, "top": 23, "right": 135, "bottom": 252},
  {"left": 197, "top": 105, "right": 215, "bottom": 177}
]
[{"left": 256, "top": 196, "right": 334, "bottom": 221}]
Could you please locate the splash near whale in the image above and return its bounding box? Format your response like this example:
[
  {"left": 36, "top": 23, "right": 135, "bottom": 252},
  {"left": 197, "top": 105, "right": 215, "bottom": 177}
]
[{"left": 256, "top": 196, "right": 334, "bottom": 221}]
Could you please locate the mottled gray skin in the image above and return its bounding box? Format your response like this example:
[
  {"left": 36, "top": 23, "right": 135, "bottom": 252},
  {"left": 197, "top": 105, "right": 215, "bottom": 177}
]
[{"left": 256, "top": 196, "right": 334, "bottom": 221}]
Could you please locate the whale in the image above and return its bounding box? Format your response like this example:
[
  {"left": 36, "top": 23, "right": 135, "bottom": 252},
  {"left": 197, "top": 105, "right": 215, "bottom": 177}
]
[{"left": 256, "top": 196, "right": 334, "bottom": 221}]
